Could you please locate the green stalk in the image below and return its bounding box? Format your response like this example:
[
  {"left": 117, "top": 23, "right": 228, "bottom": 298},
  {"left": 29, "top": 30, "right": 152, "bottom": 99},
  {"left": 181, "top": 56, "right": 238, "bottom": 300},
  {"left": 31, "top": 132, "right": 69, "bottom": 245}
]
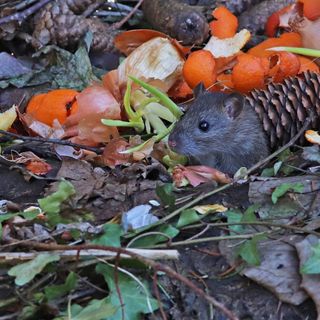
[
  {"left": 129, "top": 76, "right": 183, "bottom": 118},
  {"left": 101, "top": 119, "right": 144, "bottom": 130},
  {"left": 267, "top": 46, "right": 320, "bottom": 57}
]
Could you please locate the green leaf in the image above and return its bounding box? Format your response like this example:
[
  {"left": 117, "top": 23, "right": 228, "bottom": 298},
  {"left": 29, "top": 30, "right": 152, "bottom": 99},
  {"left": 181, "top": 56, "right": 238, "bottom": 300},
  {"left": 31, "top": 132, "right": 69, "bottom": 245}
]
[
  {"left": 38, "top": 180, "right": 75, "bottom": 225},
  {"left": 8, "top": 253, "right": 60, "bottom": 286},
  {"left": 130, "top": 225, "right": 179, "bottom": 248},
  {"left": 101, "top": 119, "right": 140, "bottom": 128},
  {"left": 271, "top": 182, "right": 304, "bottom": 204},
  {"left": 71, "top": 298, "right": 117, "bottom": 320},
  {"left": 242, "top": 204, "right": 259, "bottom": 222},
  {"left": 237, "top": 236, "right": 263, "bottom": 266},
  {"left": 96, "top": 263, "right": 158, "bottom": 320},
  {"left": 226, "top": 210, "right": 243, "bottom": 234},
  {"left": 155, "top": 183, "right": 175, "bottom": 208},
  {"left": 45, "top": 272, "right": 77, "bottom": 301},
  {"left": 92, "top": 224, "right": 123, "bottom": 247},
  {"left": 301, "top": 242, "right": 320, "bottom": 274},
  {"left": 176, "top": 209, "right": 200, "bottom": 228}
]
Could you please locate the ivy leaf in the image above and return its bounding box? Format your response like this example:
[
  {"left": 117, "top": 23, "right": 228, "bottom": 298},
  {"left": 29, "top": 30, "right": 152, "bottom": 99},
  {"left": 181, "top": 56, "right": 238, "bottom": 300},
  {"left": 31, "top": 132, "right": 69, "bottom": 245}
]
[
  {"left": 226, "top": 210, "right": 243, "bottom": 235},
  {"left": 70, "top": 298, "right": 117, "bottom": 320},
  {"left": 156, "top": 183, "right": 175, "bottom": 208},
  {"left": 237, "top": 236, "right": 264, "bottom": 266},
  {"left": 271, "top": 183, "right": 304, "bottom": 204},
  {"left": 8, "top": 253, "right": 60, "bottom": 286},
  {"left": 96, "top": 263, "right": 158, "bottom": 320},
  {"left": 45, "top": 272, "right": 78, "bottom": 301},
  {"left": 301, "top": 242, "right": 320, "bottom": 274},
  {"left": 242, "top": 204, "right": 259, "bottom": 222},
  {"left": 176, "top": 209, "right": 200, "bottom": 228},
  {"left": 130, "top": 224, "right": 179, "bottom": 248},
  {"left": 38, "top": 180, "right": 75, "bottom": 225},
  {"left": 92, "top": 224, "right": 123, "bottom": 247}
]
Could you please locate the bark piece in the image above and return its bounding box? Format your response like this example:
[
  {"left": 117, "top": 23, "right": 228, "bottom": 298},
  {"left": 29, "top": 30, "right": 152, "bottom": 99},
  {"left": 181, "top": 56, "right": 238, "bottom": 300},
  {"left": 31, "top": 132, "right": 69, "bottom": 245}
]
[{"left": 142, "top": 0, "right": 209, "bottom": 45}]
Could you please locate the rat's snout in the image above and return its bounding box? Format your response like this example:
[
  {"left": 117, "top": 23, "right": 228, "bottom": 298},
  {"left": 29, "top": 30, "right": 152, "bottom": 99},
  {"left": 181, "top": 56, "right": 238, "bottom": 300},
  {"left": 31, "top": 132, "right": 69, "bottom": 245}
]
[{"left": 168, "top": 138, "right": 177, "bottom": 149}]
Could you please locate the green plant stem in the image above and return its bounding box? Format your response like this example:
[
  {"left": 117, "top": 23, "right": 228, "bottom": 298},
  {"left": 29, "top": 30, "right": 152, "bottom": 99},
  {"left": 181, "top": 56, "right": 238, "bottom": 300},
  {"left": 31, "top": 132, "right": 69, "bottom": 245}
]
[
  {"left": 268, "top": 46, "right": 320, "bottom": 58},
  {"left": 152, "top": 232, "right": 269, "bottom": 248},
  {"left": 129, "top": 76, "right": 183, "bottom": 118},
  {"left": 182, "top": 221, "right": 320, "bottom": 237}
]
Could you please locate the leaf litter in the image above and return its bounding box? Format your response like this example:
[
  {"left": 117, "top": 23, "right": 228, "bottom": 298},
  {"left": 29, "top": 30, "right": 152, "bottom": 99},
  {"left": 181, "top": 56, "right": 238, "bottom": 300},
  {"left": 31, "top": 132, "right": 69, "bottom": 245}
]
[{"left": 0, "top": 0, "right": 320, "bottom": 319}]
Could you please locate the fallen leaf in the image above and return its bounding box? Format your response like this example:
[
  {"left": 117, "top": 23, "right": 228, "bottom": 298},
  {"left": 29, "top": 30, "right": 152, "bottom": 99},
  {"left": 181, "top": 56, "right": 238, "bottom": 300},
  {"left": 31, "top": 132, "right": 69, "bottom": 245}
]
[
  {"left": 25, "top": 160, "right": 52, "bottom": 176},
  {"left": 102, "top": 138, "right": 131, "bottom": 167},
  {"left": 296, "top": 236, "right": 320, "bottom": 316},
  {"left": 305, "top": 130, "right": 320, "bottom": 145},
  {"left": 220, "top": 238, "right": 309, "bottom": 305},
  {"left": 172, "top": 165, "right": 231, "bottom": 187},
  {"left": 8, "top": 253, "right": 60, "bottom": 286},
  {"left": 193, "top": 204, "right": 228, "bottom": 214},
  {"left": 0, "top": 105, "right": 17, "bottom": 131}
]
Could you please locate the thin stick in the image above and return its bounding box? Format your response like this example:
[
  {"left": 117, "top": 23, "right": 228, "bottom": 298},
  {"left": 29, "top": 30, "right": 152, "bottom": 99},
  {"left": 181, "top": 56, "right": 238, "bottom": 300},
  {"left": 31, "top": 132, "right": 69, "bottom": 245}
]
[
  {"left": 0, "top": 0, "right": 52, "bottom": 25},
  {"left": 13, "top": 241, "right": 238, "bottom": 320},
  {"left": 0, "top": 130, "right": 102, "bottom": 154},
  {"left": 113, "top": 0, "right": 144, "bottom": 29},
  {"left": 182, "top": 221, "right": 320, "bottom": 237},
  {"left": 246, "top": 118, "right": 312, "bottom": 175}
]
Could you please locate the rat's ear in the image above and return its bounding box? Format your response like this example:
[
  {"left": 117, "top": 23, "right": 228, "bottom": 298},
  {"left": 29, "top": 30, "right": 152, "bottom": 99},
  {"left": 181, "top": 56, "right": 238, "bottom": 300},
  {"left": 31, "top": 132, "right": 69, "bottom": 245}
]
[
  {"left": 193, "top": 82, "right": 206, "bottom": 98},
  {"left": 223, "top": 93, "right": 244, "bottom": 119}
]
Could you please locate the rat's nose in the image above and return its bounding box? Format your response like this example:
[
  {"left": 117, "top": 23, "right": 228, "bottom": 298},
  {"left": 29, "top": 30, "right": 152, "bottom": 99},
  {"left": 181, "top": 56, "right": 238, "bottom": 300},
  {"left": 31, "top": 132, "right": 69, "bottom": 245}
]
[{"left": 168, "top": 138, "right": 177, "bottom": 149}]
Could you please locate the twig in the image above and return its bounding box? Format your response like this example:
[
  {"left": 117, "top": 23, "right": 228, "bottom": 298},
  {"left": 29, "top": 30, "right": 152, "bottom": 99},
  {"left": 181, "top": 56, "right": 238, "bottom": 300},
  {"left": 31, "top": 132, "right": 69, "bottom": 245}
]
[
  {"left": 114, "top": 253, "right": 125, "bottom": 320},
  {"left": 246, "top": 118, "right": 312, "bottom": 175},
  {"left": 113, "top": 0, "right": 144, "bottom": 29},
  {"left": 82, "top": 0, "right": 104, "bottom": 18},
  {"left": 182, "top": 221, "right": 320, "bottom": 237},
  {"left": 13, "top": 241, "right": 239, "bottom": 320},
  {"left": 153, "top": 272, "right": 167, "bottom": 320},
  {"left": 0, "top": 130, "right": 102, "bottom": 154},
  {"left": 153, "top": 232, "right": 270, "bottom": 248},
  {"left": 0, "top": 248, "right": 180, "bottom": 262},
  {"left": 0, "top": 0, "right": 52, "bottom": 26}
]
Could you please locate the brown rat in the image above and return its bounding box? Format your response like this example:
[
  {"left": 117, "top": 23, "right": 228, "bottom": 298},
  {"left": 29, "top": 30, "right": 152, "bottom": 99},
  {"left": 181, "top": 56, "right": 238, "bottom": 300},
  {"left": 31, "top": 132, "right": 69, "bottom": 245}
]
[
  {"left": 168, "top": 72, "right": 320, "bottom": 175},
  {"left": 168, "top": 85, "right": 270, "bottom": 175}
]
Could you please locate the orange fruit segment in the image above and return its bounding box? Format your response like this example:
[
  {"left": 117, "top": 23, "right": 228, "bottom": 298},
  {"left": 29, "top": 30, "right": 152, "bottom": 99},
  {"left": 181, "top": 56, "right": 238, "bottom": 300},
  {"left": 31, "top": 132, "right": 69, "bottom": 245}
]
[
  {"left": 232, "top": 54, "right": 267, "bottom": 93},
  {"left": 26, "top": 89, "right": 79, "bottom": 126},
  {"left": 298, "top": 0, "right": 320, "bottom": 20},
  {"left": 248, "top": 32, "right": 302, "bottom": 57},
  {"left": 183, "top": 50, "right": 217, "bottom": 89},
  {"left": 210, "top": 6, "right": 238, "bottom": 39}
]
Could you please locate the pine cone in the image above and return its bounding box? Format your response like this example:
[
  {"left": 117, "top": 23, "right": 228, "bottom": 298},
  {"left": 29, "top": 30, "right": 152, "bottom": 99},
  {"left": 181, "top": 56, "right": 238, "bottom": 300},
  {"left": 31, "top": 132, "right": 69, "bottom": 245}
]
[
  {"left": 246, "top": 71, "right": 320, "bottom": 149},
  {"left": 32, "top": 0, "right": 119, "bottom": 52}
]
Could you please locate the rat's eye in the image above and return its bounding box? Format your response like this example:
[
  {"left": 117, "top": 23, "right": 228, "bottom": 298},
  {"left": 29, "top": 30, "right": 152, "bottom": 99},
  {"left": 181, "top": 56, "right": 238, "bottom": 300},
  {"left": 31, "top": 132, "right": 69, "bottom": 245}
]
[{"left": 198, "top": 120, "right": 209, "bottom": 132}]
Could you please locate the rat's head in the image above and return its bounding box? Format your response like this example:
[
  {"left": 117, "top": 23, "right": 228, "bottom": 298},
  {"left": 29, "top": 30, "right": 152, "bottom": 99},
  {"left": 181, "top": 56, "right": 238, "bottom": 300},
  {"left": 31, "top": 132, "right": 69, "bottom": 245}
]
[{"left": 168, "top": 86, "right": 256, "bottom": 161}]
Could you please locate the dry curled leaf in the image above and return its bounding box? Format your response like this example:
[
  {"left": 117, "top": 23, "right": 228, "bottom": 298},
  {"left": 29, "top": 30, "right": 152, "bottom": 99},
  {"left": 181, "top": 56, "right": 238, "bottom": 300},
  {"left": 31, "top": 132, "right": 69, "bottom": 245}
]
[
  {"left": 305, "top": 130, "right": 320, "bottom": 145},
  {"left": 0, "top": 105, "right": 17, "bottom": 131},
  {"left": 172, "top": 164, "right": 232, "bottom": 187}
]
